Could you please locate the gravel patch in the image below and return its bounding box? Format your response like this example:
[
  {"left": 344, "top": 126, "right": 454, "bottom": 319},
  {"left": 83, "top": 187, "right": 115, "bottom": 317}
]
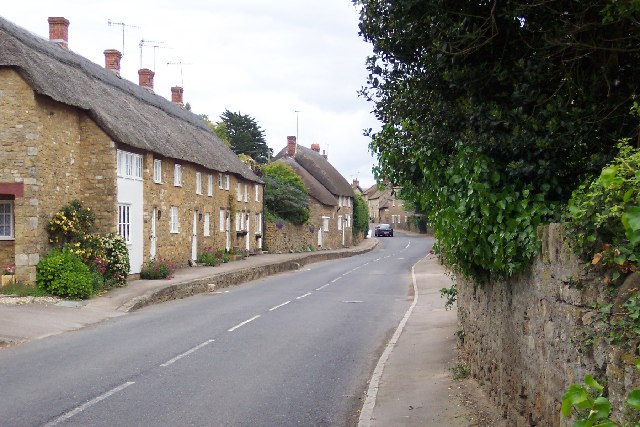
[{"left": 0, "top": 296, "right": 61, "bottom": 305}]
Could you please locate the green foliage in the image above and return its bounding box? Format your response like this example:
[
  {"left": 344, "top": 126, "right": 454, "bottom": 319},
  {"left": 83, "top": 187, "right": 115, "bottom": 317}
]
[
  {"left": 0, "top": 282, "right": 48, "bottom": 297},
  {"left": 47, "top": 200, "right": 95, "bottom": 247},
  {"left": 100, "top": 234, "right": 130, "bottom": 288},
  {"left": 36, "top": 250, "right": 94, "bottom": 299},
  {"left": 354, "top": 0, "right": 640, "bottom": 281},
  {"left": 562, "top": 360, "right": 640, "bottom": 427},
  {"left": 219, "top": 110, "right": 272, "bottom": 163},
  {"left": 140, "top": 257, "right": 175, "bottom": 280},
  {"left": 352, "top": 192, "right": 370, "bottom": 238},
  {"left": 568, "top": 142, "right": 640, "bottom": 284},
  {"left": 450, "top": 363, "right": 470, "bottom": 381},
  {"left": 440, "top": 283, "right": 457, "bottom": 311},
  {"left": 197, "top": 247, "right": 219, "bottom": 267},
  {"left": 261, "top": 162, "right": 310, "bottom": 225}
]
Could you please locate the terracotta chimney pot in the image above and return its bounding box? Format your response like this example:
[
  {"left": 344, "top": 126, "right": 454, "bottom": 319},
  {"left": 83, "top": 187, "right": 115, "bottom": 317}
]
[
  {"left": 138, "top": 68, "right": 155, "bottom": 92},
  {"left": 310, "top": 143, "right": 320, "bottom": 153},
  {"left": 171, "top": 86, "right": 184, "bottom": 106},
  {"left": 48, "top": 17, "right": 69, "bottom": 49},
  {"left": 287, "top": 136, "right": 297, "bottom": 157},
  {"left": 104, "top": 49, "right": 122, "bottom": 76}
]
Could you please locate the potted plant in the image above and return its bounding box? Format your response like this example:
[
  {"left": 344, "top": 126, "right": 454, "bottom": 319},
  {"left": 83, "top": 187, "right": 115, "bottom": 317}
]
[{"left": 1, "top": 265, "right": 15, "bottom": 286}]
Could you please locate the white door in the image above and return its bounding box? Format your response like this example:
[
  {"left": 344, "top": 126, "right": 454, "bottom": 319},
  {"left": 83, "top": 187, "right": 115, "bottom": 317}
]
[
  {"left": 341, "top": 217, "right": 345, "bottom": 246},
  {"left": 225, "top": 211, "right": 231, "bottom": 251},
  {"left": 150, "top": 207, "right": 157, "bottom": 259},
  {"left": 245, "top": 212, "right": 250, "bottom": 251},
  {"left": 318, "top": 229, "right": 322, "bottom": 247},
  {"left": 192, "top": 210, "right": 198, "bottom": 261}
]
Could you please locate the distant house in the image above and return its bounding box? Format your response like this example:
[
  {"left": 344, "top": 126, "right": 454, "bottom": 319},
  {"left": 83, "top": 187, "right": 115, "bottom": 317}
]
[
  {"left": 272, "top": 137, "right": 355, "bottom": 248},
  {"left": 363, "top": 183, "right": 413, "bottom": 229},
  {"left": 0, "top": 16, "right": 263, "bottom": 282}
]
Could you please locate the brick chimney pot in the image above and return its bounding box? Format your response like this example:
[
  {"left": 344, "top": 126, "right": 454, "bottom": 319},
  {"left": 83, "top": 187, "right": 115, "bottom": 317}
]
[
  {"left": 104, "top": 49, "right": 122, "bottom": 76},
  {"left": 48, "top": 17, "right": 69, "bottom": 49},
  {"left": 171, "top": 86, "right": 184, "bottom": 106},
  {"left": 138, "top": 68, "right": 155, "bottom": 92},
  {"left": 287, "top": 136, "right": 297, "bottom": 157},
  {"left": 311, "top": 143, "right": 320, "bottom": 153}
]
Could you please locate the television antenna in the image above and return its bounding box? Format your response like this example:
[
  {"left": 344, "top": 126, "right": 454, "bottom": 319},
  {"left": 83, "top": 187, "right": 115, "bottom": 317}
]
[
  {"left": 166, "top": 61, "right": 190, "bottom": 87},
  {"left": 139, "top": 39, "right": 167, "bottom": 71},
  {"left": 107, "top": 19, "right": 139, "bottom": 57},
  {"left": 294, "top": 110, "right": 301, "bottom": 143}
]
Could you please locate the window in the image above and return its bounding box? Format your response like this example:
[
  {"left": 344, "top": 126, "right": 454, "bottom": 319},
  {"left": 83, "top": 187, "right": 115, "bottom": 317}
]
[
  {"left": 224, "top": 174, "right": 230, "bottom": 191},
  {"left": 255, "top": 184, "right": 260, "bottom": 201},
  {"left": 117, "top": 204, "right": 130, "bottom": 243},
  {"left": 244, "top": 184, "right": 249, "bottom": 202},
  {"left": 235, "top": 212, "right": 241, "bottom": 231},
  {"left": 174, "top": 164, "right": 182, "bottom": 186},
  {"left": 346, "top": 214, "right": 351, "bottom": 228},
  {"left": 322, "top": 216, "right": 330, "bottom": 232},
  {"left": 338, "top": 215, "right": 343, "bottom": 230},
  {"left": 255, "top": 212, "right": 262, "bottom": 234},
  {"left": 117, "top": 150, "right": 143, "bottom": 180},
  {"left": 347, "top": 197, "right": 351, "bottom": 207},
  {"left": 0, "top": 201, "right": 14, "bottom": 239},
  {"left": 219, "top": 208, "right": 225, "bottom": 232},
  {"left": 195, "top": 172, "right": 202, "bottom": 195},
  {"left": 338, "top": 196, "right": 343, "bottom": 207},
  {"left": 207, "top": 174, "right": 213, "bottom": 197},
  {"left": 153, "top": 159, "right": 162, "bottom": 183},
  {"left": 170, "top": 206, "right": 179, "bottom": 233},
  {"left": 218, "top": 173, "right": 223, "bottom": 189},
  {"left": 203, "top": 213, "right": 210, "bottom": 237},
  {"left": 236, "top": 183, "right": 242, "bottom": 202},
  {"left": 240, "top": 211, "right": 245, "bottom": 230}
]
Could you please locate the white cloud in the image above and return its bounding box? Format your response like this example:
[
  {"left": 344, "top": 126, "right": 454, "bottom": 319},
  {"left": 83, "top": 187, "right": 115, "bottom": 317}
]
[{"left": 2, "top": 0, "right": 380, "bottom": 189}]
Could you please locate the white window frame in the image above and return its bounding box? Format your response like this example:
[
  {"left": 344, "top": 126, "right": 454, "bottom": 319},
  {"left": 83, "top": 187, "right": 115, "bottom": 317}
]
[
  {"left": 322, "top": 216, "right": 330, "bottom": 232},
  {"left": 236, "top": 182, "right": 242, "bottom": 202},
  {"left": 219, "top": 208, "right": 225, "bottom": 232},
  {"left": 117, "top": 150, "right": 143, "bottom": 180},
  {"left": 207, "top": 174, "right": 213, "bottom": 197},
  {"left": 224, "top": 174, "right": 230, "bottom": 191},
  {"left": 255, "top": 184, "right": 260, "bottom": 201},
  {"left": 235, "top": 212, "right": 241, "bottom": 231},
  {"left": 347, "top": 197, "right": 351, "bottom": 207},
  {"left": 338, "top": 215, "right": 343, "bottom": 230},
  {"left": 196, "top": 172, "right": 202, "bottom": 195},
  {"left": 117, "top": 204, "right": 131, "bottom": 243},
  {"left": 218, "top": 173, "right": 223, "bottom": 189},
  {"left": 203, "top": 213, "right": 210, "bottom": 237},
  {"left": 0, "top": 200, "right": 14, "bottom": 240},
  {"left": 244, "top": 184, "right": 249, "bottom": 203},
  {"left": 153, "top": 159, "right": 162, "bottom": 183},
  {"left": 170, "top": 206, "right": 179, "bottom": 233},
  {"left": 174, "top": 164, "right": 182, "bottom": 187},
  {"left": 346, "top": 214, "right": 351, "bottom": 228},
  {"left": 255, "top": 212, "right": 262, "bottom": 234}
]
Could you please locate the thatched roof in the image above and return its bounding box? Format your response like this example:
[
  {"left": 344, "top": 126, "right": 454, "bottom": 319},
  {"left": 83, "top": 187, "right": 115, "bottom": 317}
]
[
  {"left": 273, "top": 144, "right": 354, "bottom": 198},
  {"left": 0, "top": 16, "right": 260, "bottom": 183},
  {"left": 274, "top": 156, "right": 337, "bottom": 207}
]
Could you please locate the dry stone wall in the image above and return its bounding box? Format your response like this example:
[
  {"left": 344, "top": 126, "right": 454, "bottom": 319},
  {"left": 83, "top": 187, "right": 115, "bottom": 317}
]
[{"left": 457, "top": 223, "right": 640, "bottom": 426}]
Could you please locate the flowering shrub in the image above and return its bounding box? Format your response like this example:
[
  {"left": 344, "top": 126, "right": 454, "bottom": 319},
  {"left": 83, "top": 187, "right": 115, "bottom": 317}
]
[
  {"left": 47, "top": 200, "right": 94, "bottom": 246},
  {"left": 100, "top": 233, "right": 129, "bottom": 287},
  {"left": 197, "top": 247, "right": 219, "bottom": 266},
  {"left": 140, "top": 257, "right": 176, "bottom": 280},
  {"left": 36, "top": 250, "right": 94, "bottom": 299},
  {"left": 3, "top": 265, "right": 14, "bottom": 275}
]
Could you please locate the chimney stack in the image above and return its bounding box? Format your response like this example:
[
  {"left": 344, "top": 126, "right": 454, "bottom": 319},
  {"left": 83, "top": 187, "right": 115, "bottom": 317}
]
[
  {"left": 310, "top": 143, "right": 320, "bottom": 153},
  {"left": 171, "top": 86, "right": 184, "bottom": 106},
  {"left": 322, "top": 149, "right": 328, "bottom": 160},
  {"left": 48, "top": 17, "right": 69, "bottom": 49},
  {"left": 287, "top": 136, "right": 297, "bottom": 157},
  {"left": 138, "top": 68, "right": 155, "bottom": 92},
  {"left": 353, "top": 178, "right": 359, "bottom": 188},
  {"left": 104, "top": 49, "right": 122, "bottom": 77}
]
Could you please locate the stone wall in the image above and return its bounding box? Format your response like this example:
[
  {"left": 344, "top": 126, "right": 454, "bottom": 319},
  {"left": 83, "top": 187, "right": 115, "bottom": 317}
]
[{"left": 457, "top": 223, "right": 640, "bottom": 426}]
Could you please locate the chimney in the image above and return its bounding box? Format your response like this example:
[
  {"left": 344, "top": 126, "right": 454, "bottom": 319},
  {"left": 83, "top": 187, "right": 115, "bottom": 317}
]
[
  {"left": 287, "top": 136, "right": 297, "bottom": 157},
  {"left": 48, "top": 17, "right": 69, "bottom": 49},
  {"left": 138, "top": 68, "right": 155, "bottom": 92},
  {"left": 322, "top": 149, "right": 328, "bottom": 160},
  {"left": 103, "top": 49, "right": 122, "bottom": 77},
  {"left": 353, "top": 178, "right": 359, "bottom": 188},
  {"left": 310, "top": 143, "right": 320, "bottom": 153},
  {"left": 171, "top": 86, "right": 184, "bottom": 106}
]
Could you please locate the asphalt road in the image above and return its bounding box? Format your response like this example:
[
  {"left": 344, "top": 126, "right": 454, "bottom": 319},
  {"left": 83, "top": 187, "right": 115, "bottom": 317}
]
[{"left": 0, "top": 233, "right": 431, "bottom": 426}]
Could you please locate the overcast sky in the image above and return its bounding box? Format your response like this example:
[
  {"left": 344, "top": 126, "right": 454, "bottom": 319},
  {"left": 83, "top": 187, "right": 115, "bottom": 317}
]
[{"left": 2, "top": 0, "right": 380, "bottom": 189}]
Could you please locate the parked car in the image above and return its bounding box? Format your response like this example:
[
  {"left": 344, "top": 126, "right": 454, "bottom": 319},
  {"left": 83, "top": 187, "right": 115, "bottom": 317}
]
[{"left": 374, "top": 223, "right": 394, "bottom": 237}]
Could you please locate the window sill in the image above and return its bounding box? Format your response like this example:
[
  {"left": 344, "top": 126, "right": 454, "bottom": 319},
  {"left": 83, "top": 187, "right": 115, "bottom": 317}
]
[{"left": 0, "top": 237, "right": 15, "bottom": 241}]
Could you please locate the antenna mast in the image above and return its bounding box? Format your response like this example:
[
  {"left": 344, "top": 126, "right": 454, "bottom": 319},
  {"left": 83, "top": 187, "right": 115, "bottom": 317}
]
[
  {"left": 107, "top": 19, "right": 139, "bottom": 57},
  {"left": 139, "top": 39, "right": 166, "bottom": 71},
  {"left": 166, "top": 61, "right": 190, "bottom": 87}
]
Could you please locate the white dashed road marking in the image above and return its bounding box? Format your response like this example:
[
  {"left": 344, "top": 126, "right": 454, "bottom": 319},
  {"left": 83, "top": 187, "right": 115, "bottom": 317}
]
[
  {"left": 228, "top": 315, "right": 261, "bottom": 332},
  {"left": 296, "top": 292, "right": 312, "bottom": 300},
  {"left": 161, "top": 339, "right": 215, "bottom": 367},
  {"left": 269, "top": 301, "right": 291, "bottom": 311}
]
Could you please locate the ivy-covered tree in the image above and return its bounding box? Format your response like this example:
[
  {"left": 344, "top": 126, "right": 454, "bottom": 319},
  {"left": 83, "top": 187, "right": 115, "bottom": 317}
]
[
  {"left": 261, "top": 163, "right": 309, "bottom": 225},
  {"left": 352, "top": 193, "right": 370, "bottom": 238},
  {"left": 354, "top": 0, "right": 640, "bottom": 280},
  {"left": 219, "top": 110, "right": 272, "bottom": 164}
]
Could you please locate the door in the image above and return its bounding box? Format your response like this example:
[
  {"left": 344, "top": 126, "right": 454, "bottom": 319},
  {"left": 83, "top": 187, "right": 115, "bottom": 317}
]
[
  {"left": 245, "top": 212, "right": 250, "bottom": 251},
  {"left": 317, "top": 229, "right": 322, "bottom": 247},
  {"left": 192, "top": 210, "right": 198, "bottom": 261},
  {"left": 225, "top": 211, "right": 231, "bottom": 251},
  {"left": 150, "top": 207, "right": 157, "bottom": 259}
]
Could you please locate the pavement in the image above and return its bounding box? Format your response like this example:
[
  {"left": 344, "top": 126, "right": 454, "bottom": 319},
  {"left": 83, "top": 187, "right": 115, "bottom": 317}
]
[{"left": 0, "top": 232, "right": 479, "bottom": 426}]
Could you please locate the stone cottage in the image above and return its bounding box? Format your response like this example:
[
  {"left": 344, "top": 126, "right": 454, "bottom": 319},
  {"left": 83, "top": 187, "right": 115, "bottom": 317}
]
[
  {"left": 270, "top": 136, "right": 355, "bottom": 249},
  {"left": 0, "top": 16, "right": 264, "bottom": 282},
  {"left": 363, "top": 183, "right": 412, "bottom": 229}
]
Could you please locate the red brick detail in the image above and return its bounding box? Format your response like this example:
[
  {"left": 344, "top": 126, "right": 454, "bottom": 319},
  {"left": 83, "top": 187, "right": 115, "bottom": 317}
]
[
  {"left": 171, "top": 86, "right": 184, "bottom": 105},
  {"left": 48, "top": 17, "right": 69, "bottom": 49},
  {"left": 0, "top": 183, "right": 24, "bottom": 197},
  {"left": 310, "top": 143, "right": 320, "bottom": 153},
  {"left": 287, "top": 136, "right": 297, "bottom": 157},
  {"left": 104, "top": 49, "right": 122, "bottom": 76},
  {"left": 138, "top": 68, "right": 155, "bottom": 91}
]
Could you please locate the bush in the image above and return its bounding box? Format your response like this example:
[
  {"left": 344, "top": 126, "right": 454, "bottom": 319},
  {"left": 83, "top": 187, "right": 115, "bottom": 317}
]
[
  {"left": 47, "top": 200, "right": 94, "bottom": 247},
  {"left": 197, "top": 247, "right": 218, "bottom": 266},
  {"left": 140, "top": 257, "right": 175, "bottom": 280},
  {"left": 261, "top": 163, "right": 310, "bottom": 225},
  {"left": 353, "top": 193, "right": 370, "bottom": 238},
  {"left": 101, "top": 234, "right": 130, "bottom": 287},
  {"left": 36, "top": 250, "right": 94, "bottom": 299}
]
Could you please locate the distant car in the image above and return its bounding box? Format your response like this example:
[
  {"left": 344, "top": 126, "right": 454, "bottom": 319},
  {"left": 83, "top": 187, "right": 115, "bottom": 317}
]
[{"left": 374, "top": 223, "right": 394, "bottom": 237}]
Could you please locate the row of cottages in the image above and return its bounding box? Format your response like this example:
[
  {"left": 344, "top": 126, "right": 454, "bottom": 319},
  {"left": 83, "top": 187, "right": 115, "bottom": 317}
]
[
  {"left": 272, "top": 136, "right": 355, "bottom": 248},
  {"left": 362, "top": 183, "right": 413, "bottom": 228},
  {"left": 0, "top": 16, "right": 264, "bottom": 283}
]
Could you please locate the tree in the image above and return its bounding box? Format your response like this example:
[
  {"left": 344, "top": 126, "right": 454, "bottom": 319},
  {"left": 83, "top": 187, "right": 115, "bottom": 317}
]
[
  {"left": 354, "top": 0, "right": 640, "bottom": 280},
  {"left": 219, "top": 110, "right": 272, "bottom": 164},
  {"left": 352, "top": 193, "right": 370, "bottom": 238},
  {"left": 261, "top": 163, "right": 309, "bottom": 225}
]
